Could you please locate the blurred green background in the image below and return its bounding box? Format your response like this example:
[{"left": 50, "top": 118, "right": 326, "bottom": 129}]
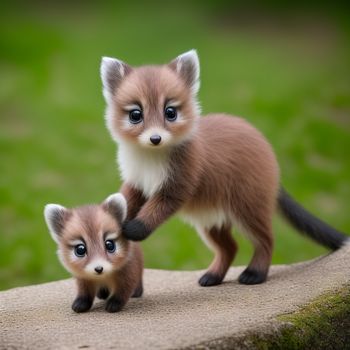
[{"left": 1, "top": 1, "right": 349, "bottom": 291}]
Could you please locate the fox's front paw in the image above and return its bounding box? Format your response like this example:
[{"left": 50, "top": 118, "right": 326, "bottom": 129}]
[
  {"left": 122, "top": 219, "right": 150, "bottom": 241},
  {"left": 72, "top": 296, "right": 93, "bottom": 313},
  {"left": 105, "top": 296, "right": 125, "bottom": 313}
]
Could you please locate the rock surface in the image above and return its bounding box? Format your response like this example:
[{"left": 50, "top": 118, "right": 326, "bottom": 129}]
[{"left": 1, "top": 245, "right": 350, "bottom": 350}]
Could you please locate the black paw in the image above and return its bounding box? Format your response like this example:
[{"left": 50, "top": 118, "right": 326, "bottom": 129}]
[
  {"left": 198, "top": 272, "right": 223, "bottom": 287},
  {"left": 105, "top": 296, "right": 125, "bottom": 313},
  {"left": 97, "top": 287, "right": 110, "bottom": 300},
  {"left": 131, "top": 283, "right": 143, "bottom": 298},
  {"left": 72, "top": 296, "right": 93, "bottom": 313},
  {"left": 122, "top": 219, "right": 150, "bottom": 241},
  {"left": 238, "top": 268, "right": 267, "bottom": 285}
]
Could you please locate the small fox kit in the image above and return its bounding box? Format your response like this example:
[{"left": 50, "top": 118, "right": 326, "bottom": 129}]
[
  {"left": 101, "top": 50, "right": 348, "bottom": 286},
  {"left": 44, "top": 193, "right": 143, "bottom": 313}
]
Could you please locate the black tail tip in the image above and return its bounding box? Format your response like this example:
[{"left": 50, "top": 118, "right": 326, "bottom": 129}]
[{"left": 278, "top": 187, "right": 349, "bottom": 251}]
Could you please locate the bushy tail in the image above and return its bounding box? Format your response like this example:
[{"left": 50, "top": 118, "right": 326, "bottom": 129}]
[{"left": 278, "top": 187, "right": 348, "bottom": 250}]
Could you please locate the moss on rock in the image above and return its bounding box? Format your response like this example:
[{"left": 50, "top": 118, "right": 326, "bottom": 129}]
[
  {"left": 248, "top": 286, "right": 350, "bottom": 350},
  {"left": 187, "top": 285, "right": 350, "bottom": 350}
]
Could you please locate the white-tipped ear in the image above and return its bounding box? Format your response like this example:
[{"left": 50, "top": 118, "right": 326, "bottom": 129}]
[
  {"left": 104, "top": 193, "right": 127, "bottom": 223},
  {"left": 100, "top": 56, "right": 131, "bottom": 102},
  {"left": 44, "top": 204, "right": 68, "bottom": 244},
  {"left": 169, "top": 49, "right": 200, "bottom": 94}
]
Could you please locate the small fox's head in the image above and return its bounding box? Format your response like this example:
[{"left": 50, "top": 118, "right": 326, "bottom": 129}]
[
  {"left": 44, "top": 193, "right": 129, "bottom": 280},
  {"left": 101, "top": 50, "right": 200, "bottom": 149}
]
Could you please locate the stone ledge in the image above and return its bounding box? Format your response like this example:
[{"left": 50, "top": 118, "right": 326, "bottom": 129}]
[{"left": 1, "top": 245, "right": 349, "bottom": 350}]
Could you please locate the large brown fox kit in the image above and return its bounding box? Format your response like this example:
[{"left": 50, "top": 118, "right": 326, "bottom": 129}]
[
  {"left": 44, "top": 193, "right": 143, "bottom": 313},
  {"left": 101, "top": 50, "right": 348, "bottom": 286}
]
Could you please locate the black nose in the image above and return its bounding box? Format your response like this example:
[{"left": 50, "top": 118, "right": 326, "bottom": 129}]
[
  {"left": 94, "top": 266, "right": 103, "bottom": 274},
  {"left": 150, "top": 135, "right": 161, "bottom": 145}
]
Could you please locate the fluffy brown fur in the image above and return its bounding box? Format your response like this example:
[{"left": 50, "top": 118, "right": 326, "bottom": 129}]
[
  {"left": 44, "top": 193, "right": 143, "bottom": 312},
  {"left": 101, "top": 50, "right": 348, "bottom": 286}
]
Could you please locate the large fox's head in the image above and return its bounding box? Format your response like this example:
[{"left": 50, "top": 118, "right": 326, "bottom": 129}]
[
  {"left": 44, "top": 193, "right": 130, "bottom": 280},
  {"left": 100, "top": 50, "right": 200, "bottom": 149}
]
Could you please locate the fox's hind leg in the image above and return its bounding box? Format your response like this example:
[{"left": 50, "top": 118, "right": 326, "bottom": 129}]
[
  {"left": 131, "top": 279, "right": 143, "bottom": 298},
  {"left": 197, "top": 225, "right": 238, "bottom": 287},
  {"left": 97, "top": 287, "right": 110, "bottom": 300},
  {"left": 238, "top": 218, "right": 274, "bottom": 285}
]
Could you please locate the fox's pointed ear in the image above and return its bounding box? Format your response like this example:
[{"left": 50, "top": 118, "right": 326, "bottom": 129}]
[
  {"left": 44, "top": 204, "right": 70, "bottom": 243},
  {"left": 100, "top": 57, "right": 132, "bottom": 102},
  {"left": 169, "top": 49, "right": 200, "bottom": 94},
  {"left": 103, "top": 193, "right": 127, "bottom": 223}
]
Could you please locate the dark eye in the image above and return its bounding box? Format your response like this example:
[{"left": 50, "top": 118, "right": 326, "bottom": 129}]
[
  {"left": 164, "top": 107, "right": 177, "bottom": 121},
  {"left": 74, "top": 244, "right": 86, "bottom": 257},
  {"left": 129, "top": 109, "right": 143, "bottom": 124},
  {"left": 105, "top": 240, "right": 116, "bottom": 253}
]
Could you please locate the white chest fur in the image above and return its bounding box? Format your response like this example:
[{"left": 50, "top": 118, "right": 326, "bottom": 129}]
[{"left": 117, "top": 142, "right": 171, "bottom": 198}]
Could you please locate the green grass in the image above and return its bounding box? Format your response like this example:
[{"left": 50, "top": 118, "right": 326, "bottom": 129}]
[{"left": 0, "top": 2, "right": 349, "bottom": 290}]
